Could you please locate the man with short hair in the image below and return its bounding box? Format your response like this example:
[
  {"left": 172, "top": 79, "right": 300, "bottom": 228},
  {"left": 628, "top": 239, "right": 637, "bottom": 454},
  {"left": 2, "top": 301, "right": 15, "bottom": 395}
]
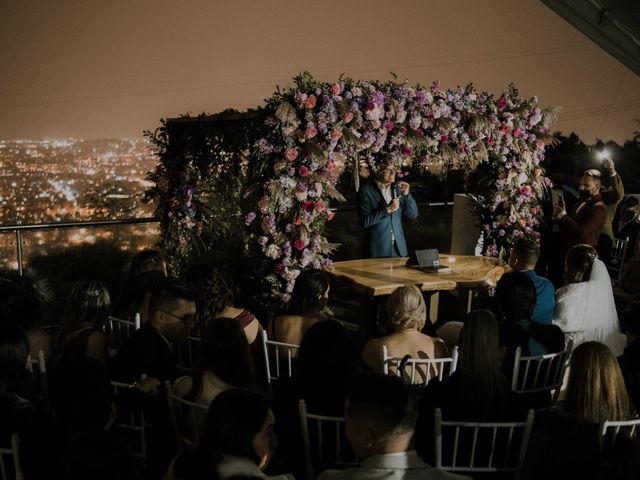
[
  {"left": 318, "top": 373, "right": 469, "bottom": 480},
  {"left": 358, "top": 159, "right": 418, "bottom": 258},
  {"left": 554, "top": 169, "right": 607, "bottom": 266},
  {"left": 113, "top": 278, "right": 195, "bottom": 477},
  {"left": 509, "top": 238, "right": 555, "bottom": 325},
  {"left": 115, "top": 279, "right": 195, "bottom": 386}
]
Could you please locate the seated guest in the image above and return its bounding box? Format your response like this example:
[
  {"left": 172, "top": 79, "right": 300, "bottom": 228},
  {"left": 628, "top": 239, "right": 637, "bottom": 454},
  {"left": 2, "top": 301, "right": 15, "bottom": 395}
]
[
  {"left": 115, "top": 248, "right": 167, "bottom": 325},
  {"left": 361, "top": 285, "right": 448, "bottom": 379},
  {"left": 269, "top": 269, "right": 330, "bottom": 347},
  {"left": 318, "top": 373, "right": 469, "bottom": 480},
  {"left": 113, "top": 279, "right": 196, "bottom": 477},
  {"left": 174, "top": 317, "right": 257, "bottom": 406},
  {"left": 185, "top": 262, "right": 262, "bottom": 345},
  {"left": 553, "top": 244, "right": 626, "bottom": 355},
  {"left": 49, "top": 281, "right": 111, "bottom": 370},
  {"left": 508, "top": 238, "right": 555, "bottom": 324},
  {"left": 614, "top": 197, "right": 639, "bottom": 262},
  {"left": 520, "top": 341, "right": 635, "bottom": 479},
  {"left": 0, "top": 325, "right": 64, "bottom": 479},
  {"left": 564, "top": 341, "right": 634, "bottom": 423},
  {"left": 620, "top": 302, "right": 640, "bottom": 412},
  {"left": 494, "top": 272, "right": 565, "bottom": 378},
  {"left": 0, "top": 272, "right": 51, "bottom": 357},
  {"left": 169, "top": 389, "right": 293, "bottom": 480},
  {"left": 272, "top": 320, "right": 359, "bottom": 479},
  {"left": 114, "top": 278, "right": 196, "bottom": 388},
  {"left": 415, "top": 310, "right": 527, "bottom": 462}
]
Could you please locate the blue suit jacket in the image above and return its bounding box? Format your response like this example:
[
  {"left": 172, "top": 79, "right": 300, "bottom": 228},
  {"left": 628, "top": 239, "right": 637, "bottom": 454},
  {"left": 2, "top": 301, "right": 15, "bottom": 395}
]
[
  {"left": 521, "top": 269, "right": 556, "bottom": 325},
  {"left": 358, "top": 181, "right": 419, "bottom": 258}
]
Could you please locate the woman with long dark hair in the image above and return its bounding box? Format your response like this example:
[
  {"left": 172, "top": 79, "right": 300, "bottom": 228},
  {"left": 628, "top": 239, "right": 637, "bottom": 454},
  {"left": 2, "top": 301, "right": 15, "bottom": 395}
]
[
  {"left": 269, "top": 269, "right": 330, "bottom": 346},
  {"left": 173, "top": 317, "right": 256, "bottom": 406}
]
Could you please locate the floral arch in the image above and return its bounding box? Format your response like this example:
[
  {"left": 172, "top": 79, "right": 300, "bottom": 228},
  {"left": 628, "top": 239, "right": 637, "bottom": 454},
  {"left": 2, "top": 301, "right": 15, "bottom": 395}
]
[{"left": 146, "top": 73, "right": 556, "bottom": 304}]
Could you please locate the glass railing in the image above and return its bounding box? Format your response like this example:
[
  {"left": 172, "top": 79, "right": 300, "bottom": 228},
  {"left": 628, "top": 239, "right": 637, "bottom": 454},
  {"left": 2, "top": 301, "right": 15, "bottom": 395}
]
[{"left": 0, "top": 218, "right": 160, "bottom": 274}]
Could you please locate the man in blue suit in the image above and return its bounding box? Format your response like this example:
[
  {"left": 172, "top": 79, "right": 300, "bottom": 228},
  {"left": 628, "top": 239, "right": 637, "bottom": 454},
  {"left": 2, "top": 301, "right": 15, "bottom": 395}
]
[{"left": 358, "top": 161, "right": 419, "bottom": 258}]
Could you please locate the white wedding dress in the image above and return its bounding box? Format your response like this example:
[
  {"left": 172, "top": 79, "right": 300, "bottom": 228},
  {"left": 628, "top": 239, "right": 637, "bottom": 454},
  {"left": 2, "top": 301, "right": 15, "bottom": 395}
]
[{"left": 553, "top": 258, "right": 626, "bottom": 356}]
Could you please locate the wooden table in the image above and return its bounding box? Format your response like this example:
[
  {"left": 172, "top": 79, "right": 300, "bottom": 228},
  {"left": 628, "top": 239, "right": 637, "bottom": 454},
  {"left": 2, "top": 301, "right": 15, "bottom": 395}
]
[{"left": 329, "top": 255, "right": 508, "bottom": 339}]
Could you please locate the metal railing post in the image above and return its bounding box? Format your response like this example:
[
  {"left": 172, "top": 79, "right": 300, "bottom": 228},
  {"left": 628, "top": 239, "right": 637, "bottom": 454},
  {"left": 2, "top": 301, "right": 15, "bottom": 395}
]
[{"left": 16, "top": 230, "right": 23, "bottom": 276}]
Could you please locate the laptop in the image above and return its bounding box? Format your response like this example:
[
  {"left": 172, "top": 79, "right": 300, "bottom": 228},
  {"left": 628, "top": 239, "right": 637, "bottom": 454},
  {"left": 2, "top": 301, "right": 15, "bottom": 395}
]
[{"left": 408, "top": 249, "right": 452, "bottom": 273}]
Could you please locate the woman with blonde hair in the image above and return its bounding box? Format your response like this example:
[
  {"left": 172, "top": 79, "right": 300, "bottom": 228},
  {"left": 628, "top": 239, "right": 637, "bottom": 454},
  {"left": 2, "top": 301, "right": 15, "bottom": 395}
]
[{"left": 361, "top": 285, "right": 447, "bottom": 375}]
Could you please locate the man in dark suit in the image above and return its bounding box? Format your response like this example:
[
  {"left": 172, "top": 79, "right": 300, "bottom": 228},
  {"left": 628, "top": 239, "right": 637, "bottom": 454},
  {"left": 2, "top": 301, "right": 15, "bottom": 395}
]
[
  {"left": 113, "top": 279, "right": 195, "bottom": 477},
  {"left": 554, "top": 169, "right": 606, "bottom": 265},
  {"left": 358, "top": 160, "right": 418, "bottom": 258}
]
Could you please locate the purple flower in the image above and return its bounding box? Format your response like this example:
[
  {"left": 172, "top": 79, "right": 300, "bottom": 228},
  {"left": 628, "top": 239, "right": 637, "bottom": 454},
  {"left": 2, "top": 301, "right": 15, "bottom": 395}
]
[{"left": 245, "top": 212, "right": 257, "bottom": 225}]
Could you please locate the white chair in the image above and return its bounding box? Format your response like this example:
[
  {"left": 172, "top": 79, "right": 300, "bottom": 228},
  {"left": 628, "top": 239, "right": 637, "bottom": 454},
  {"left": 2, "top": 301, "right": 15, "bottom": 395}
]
[
  {"left": 261, "top": 330, "right": 300, "bottom": 383},
  {"left": 110, "top": 380, "right": 147, "bottom": 461},
  {"left": 104, "top": 314, "right": 140, "bottom": 356},
  {"left": 510, "top": 341, "right": 573, "bottom": 406},
  {"left": 599, "top": 417, "right": 640, "bottom": 467},
  {"left": 298, "top": 399, "right": 358, "bottom": 480},
  {"left": 609, "top": 236, "right": 629, "bottom": 283},
  {"left": 28, "top": 349, "right": 49, "bottom": 412},
  {"left": 434, "top": 408, "right": 535, "bottom": 473},
  {"left": 165, "top": 380, "right": 209, "bottom": 450},
  {"left": 382, "top": 345, "right": 459, "bottom": 386},
  {"left": 0, "top": 434, "right": 22, "bottom": 480}
]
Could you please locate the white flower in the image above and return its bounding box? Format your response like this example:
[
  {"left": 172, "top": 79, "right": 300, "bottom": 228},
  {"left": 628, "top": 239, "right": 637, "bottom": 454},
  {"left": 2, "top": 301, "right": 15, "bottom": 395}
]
[{"left": 265, "top": 244, "right": 282, "bottom": 259}]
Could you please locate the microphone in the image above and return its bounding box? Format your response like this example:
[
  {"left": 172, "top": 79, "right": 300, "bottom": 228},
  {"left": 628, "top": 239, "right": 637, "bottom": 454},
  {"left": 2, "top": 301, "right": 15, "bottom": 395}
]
[{"left": 391, "top": 182, "right": 398, "bottom": 199}]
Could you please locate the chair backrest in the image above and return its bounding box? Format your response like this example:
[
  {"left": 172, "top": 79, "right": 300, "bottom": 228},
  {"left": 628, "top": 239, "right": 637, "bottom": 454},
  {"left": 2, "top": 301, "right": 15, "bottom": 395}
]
[
  {"left": 261, "top": 330, "right": 300, "bottom": 383},
  {"left": 434, "top": 408, "right": 535, "bottom": 473},
  {"left": 298, "top": 399, "right": 357, "bottom": 480},
  {"left": 610, "top": 237, "right": 630, "bottom": 282},
  {"left": 104, "top": 314, "right": 140, "bottom": 355},
  {"left": 165, "top": 380, "right": 209, "bottom": 450},
  {"left": 0, "top": 434, "right": 22, "bottom": 480},
  {"left": 174, "top": 335, "right": 201, "bottom": 373},
  {"left": 110, "top": 380, "right": 146, "bottom": 461},
  {"left": 511, "top": 340, "right": 573, "bottom": 404},
  {"left": 599, "top": 417, "right": 640, "bottom": 465},
  {"left": 29, "top": 349, "right": 50, "bottom": 412},
  {"left": 382, "top": 345, "right": 459, "bottom": 386}
]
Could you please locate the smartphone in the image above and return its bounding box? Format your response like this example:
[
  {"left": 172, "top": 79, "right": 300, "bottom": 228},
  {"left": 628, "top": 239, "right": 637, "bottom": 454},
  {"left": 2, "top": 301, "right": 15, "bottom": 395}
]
[{"left": 551, "top": 189, "right": 564, "bottom": 209}]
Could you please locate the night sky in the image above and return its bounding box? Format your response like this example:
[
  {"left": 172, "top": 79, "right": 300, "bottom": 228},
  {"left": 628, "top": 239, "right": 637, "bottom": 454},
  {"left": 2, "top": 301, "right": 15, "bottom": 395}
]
[{"left": 1, "top": 0, "right": 639, "bottom": 142}]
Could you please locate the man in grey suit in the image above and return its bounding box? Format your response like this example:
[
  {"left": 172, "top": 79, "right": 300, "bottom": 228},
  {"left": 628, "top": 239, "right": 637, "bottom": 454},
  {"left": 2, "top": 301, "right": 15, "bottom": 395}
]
[{"left": 358, "top": 160, "right": 418, "bottom": 258}]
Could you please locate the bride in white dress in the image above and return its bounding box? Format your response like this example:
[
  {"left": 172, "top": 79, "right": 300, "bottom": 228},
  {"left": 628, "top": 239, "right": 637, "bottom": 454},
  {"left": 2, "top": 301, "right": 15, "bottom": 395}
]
[{"left": 553, "top": 244, "right": 626, "bottom": 356}]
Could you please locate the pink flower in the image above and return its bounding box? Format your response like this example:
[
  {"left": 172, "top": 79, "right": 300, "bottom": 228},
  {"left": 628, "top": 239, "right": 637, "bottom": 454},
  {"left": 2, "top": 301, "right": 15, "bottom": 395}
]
[
  {"left": 305, "top": 95, "right": 317, "bottom": 109},
  {"left": 500, "top": 124, "right": 511, "bottom": 133},
  {"left": 331, "top": 83, "right": 341, "bottom": 96},
  {"left": 513, "top": 128, "right": 524, "bottom": 137},
  {"left": 284, "top": 148, "right": 298, "bottom": 161},
  {"left": 485, "top": 137, "right": 495, "bottom": 146},
  {"left": 298, "top": 165, "right": 309, "bottom": 177},
  {"left": 293, "top": 217, "right": 302, "bottom": 225},
  {"left": 315, "top": 201, "right": 326, "bottom": 212},
  {"left": 519, "top": 218, "right": 527, "bottom": 227},
  {"left": 344, "top": 112, "right": 354, "bottom": 123},
  {"left": 440, "top": 134, "right": 449, "bottom": 143},
  {"left": 326, "top": 159, "right": 336, "bottom": 172},
  {"left": 326, "top": 210, "right": 335, "bottom": 221},
  {"left": 399, "top": 126, "right": 407, "bottom": 134},
  {"left": 294, "top": 239, "right": 306, "bottom": 250},
  {"left": 302, "top": 200, "right": 314, "bottom": 212},
  {"left": 367, "top": 101, "right": 376, "bottom": 111},
  {"left": 383, "top": 120, "right": 394, "bottom": 131},
  {"left": 331, "top": 129, "right": 343, "bottom": 141},
  {"left": 274, "top": 264, "right": 285, "bottom": 274},
  {"left": 305, "top": 126, "right": 318, "bottom": 139},
  {"left": 497, "top": 98, "right": 508, "bottom": 111},
  {"left": 244, "top": 212, "right": 256, "bottom": 225},
  {"left": 402, "top": 146, "right": 413, "bottom": 156}
]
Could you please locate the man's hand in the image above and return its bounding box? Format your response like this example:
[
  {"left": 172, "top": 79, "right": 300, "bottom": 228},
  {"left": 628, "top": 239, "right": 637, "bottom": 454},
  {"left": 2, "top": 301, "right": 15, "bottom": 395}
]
[
  {"left": 386, "top": 198, "right": 400, "bottom": 213},
  {"left": 553, "top": 205, "right": 566, "bottom": 220},
  {"left": 398, "top": 181, "right": 410, "bottom": 196},
  {"left": 603, "top": 159, "right": 616, "bottom": 177}
]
